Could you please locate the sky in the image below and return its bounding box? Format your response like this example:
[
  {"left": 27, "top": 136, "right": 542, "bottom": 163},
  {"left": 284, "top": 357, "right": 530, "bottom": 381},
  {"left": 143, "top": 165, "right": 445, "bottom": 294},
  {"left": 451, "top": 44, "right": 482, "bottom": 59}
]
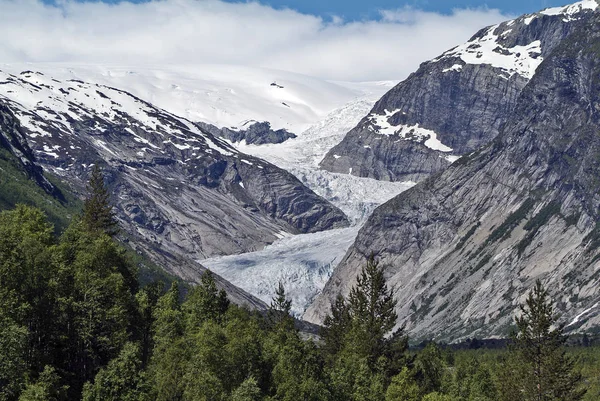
[{"left": 0, "top": 0, "right": 583, "bottom": 81}]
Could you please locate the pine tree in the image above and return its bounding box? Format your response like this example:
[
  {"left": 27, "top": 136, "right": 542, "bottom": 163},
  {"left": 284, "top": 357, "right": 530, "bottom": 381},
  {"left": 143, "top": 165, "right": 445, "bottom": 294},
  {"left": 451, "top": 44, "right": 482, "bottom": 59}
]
[
  {"left": 268, "top": 282, "right": 294, "bottom": 330},
  {"left": 346, "top": 254, "right": 397, "bottom": 363},
  {"left": 183, "top": 270, "right": 230, "bottom": 331},
  {"left": 321, "top": 294, "right": 350, "bottom": 360},
  {"left": 501, "top": 280, "right": 585, "bottom": 401},
  {"left": 82, "top": 165, "right": 118, "bottom": 236}
]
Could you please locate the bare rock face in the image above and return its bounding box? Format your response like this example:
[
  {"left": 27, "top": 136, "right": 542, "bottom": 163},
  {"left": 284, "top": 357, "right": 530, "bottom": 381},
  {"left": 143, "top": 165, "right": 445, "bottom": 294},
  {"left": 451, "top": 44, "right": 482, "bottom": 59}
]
[
  {"left": 0, "top": 70, "right": 349, "bottom": 263},
  {"left": 320, "top": 2, "right": 599, "bottom": 182},
  {"left": 197, "top": 121, "right": 297, "bottom": 145},
  {"left": 306, "top": 11, "right": 600, "bottom": 342}
]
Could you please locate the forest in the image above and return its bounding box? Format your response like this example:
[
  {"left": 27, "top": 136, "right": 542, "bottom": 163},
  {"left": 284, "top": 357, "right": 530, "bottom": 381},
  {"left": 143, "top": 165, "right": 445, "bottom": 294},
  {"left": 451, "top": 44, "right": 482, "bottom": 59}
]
[{"left": 1, "top": 167, "right": 599, "bottom": 401}]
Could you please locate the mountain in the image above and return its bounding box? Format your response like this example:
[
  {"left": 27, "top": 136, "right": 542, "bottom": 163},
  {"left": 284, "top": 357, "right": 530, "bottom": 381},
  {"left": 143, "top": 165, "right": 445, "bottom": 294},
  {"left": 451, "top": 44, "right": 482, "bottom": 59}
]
[
  {"left": 320, "top": 0, "right": 599, "bottom": 182},
  {"left": 305, "top": 10, "right": 600, "bottom": 341},
  {"left": 0, "top": 64, "right": 375, "bottom": 135},
  {"left": 0, "top": 102, "right": 268, "bottom": 309},
  {"left": 0, "top": 69, "right": 349, "bottom": 265}
]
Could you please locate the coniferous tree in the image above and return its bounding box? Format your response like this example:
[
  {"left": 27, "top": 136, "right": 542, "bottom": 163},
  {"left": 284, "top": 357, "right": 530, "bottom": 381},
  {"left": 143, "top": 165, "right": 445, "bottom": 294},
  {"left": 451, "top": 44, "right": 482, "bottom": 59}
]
[
  {"left": 500, "top": 280, "right": 585, "bottom": 401},
  {"left": 268, "top": 281, "right": 294, "bottom": 330},
  {"left": 321, "top": 294, "right": 350, "bottom": 360},
  {"left": 183, "top": 270, "right": 230, "bottom": 330},
  {"left": 18, "top": 365, "right": 68, "bottom": 401},
  {"left": 346, "top": 254, "right": 398, "bottom": 363},
  {"left": 82, "top": 165, "right": 118, "bottom": 237}
]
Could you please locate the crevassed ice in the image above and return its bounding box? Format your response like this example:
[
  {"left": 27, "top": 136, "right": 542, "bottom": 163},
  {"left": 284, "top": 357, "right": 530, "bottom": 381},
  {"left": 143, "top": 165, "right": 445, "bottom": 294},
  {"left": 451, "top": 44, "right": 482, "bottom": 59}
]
[{"left": 368, "top": 109, "right": 453, "bottom": 152}]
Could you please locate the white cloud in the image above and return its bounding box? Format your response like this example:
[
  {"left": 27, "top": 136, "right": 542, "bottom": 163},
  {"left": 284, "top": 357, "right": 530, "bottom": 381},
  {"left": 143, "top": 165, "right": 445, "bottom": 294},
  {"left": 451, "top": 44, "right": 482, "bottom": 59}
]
[{"left": 0, "top": 0, "right": 510, "bottom": 81}]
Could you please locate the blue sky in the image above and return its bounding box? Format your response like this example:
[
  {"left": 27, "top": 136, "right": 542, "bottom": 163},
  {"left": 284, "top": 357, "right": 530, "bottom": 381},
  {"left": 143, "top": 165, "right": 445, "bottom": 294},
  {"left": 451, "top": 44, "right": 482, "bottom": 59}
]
[
  {"left": 224, "top": 0, "right": 569, "bottom": 19},
  {"left": 47, "top": 0, "right": 572, "bottom": 20}
]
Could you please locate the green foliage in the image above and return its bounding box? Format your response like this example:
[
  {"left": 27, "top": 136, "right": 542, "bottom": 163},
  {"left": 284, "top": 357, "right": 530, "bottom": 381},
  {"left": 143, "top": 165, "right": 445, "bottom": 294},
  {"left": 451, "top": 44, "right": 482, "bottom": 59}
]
[
  {"left": 501, "top": 280, "right": 586, "bottom": 401},
  {"left": 268, "top": 281, "right": 294, "bottom": 330},
  {"left": 413, "top": 343, "right": 445, "bottom": 395},
  {"left": 321, "top": 294, "right": 350, "bottom": 360},
  {"left": 2, "top": 204, "right": 598, "bottom": 401},
  {"left": 421, "top": 392, "right": 457, "bottom": 401},
  {"left": 82, "top": 342, "right": 149, "bottom": 401},
  {"left": 18, "top": 366, "right": 68, "bottom": 401},
  {"left": 183, "top": 270, "right": 230, "bottom": 330},
  {"left": 81, "top": 165, "right": 118, "bottom": 236},
  {"left": 0, "top": 309, "right": 28, "bottom": 401},
  {"left": 346, "top": 255, "right": 398, "bottom": 364},
  {"left": 386, "top": 367, "right": 421, "bottom": 401},
  {"left": 231, "top": 376, "right": 262, "bottom": 401},
  {"left": 0, "top": 148, "right": 79, "bottom": 233}
]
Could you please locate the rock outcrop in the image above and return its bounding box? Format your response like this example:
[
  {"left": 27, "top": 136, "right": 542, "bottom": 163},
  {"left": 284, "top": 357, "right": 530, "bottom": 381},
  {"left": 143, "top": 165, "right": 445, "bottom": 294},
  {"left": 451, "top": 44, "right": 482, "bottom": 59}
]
[{"left": 198, "top": 121, "right": 297, "bottom": 145}]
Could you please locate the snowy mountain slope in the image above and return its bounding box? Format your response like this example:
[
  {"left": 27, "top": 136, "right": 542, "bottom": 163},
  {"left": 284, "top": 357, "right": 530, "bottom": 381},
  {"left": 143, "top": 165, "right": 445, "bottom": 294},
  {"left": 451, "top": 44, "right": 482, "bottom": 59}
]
[
  {"left": 0, "top": 63, "right": 383, "bottom": 134},
  {"left": 320, "top": 0, "right": 599, "bottom": 182},
  {"left": 0, "top": 68, "right": 349, "bottom": 265}
]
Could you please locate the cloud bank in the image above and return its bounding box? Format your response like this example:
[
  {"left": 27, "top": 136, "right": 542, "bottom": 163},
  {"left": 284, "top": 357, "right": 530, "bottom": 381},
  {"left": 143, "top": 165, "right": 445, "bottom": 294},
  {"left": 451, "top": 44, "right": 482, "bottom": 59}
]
[{"left": 0, "top": 0, "right": 510, "bottom": 81}]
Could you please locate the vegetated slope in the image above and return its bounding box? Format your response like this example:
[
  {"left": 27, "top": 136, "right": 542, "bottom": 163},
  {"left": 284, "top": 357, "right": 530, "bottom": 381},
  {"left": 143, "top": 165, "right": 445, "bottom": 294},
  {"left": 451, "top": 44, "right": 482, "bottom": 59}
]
[
  {"left": 306, "top": 12, "right": 600, "bottom": 342},
  {"left": 0, "top": 104, "right": 79, "bottom": 231},
  {"left": 320, "top": 0, "right": 599, "bottom": 182},
  {"left": 0, "top": 69, "right": 348, "bottom": 264}
]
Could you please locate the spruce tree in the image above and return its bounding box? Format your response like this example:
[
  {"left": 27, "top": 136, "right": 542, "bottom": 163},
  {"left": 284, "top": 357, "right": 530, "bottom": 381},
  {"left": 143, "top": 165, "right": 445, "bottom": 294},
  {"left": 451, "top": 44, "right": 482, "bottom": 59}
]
[
  {"left": 268, "top": 282, "right": 294, "bottom": 330},
  {"left": 82, "top": 165, "right": 118, "bottom": 236},
  {"left": 347, "top": 254, "right": 397, "bottom": 363},
  {"left": 321, "top": 294, "right": 350, "bottom": 360},
  {"left": 501, "top": 280, "right": 585, "bottom": 401}
]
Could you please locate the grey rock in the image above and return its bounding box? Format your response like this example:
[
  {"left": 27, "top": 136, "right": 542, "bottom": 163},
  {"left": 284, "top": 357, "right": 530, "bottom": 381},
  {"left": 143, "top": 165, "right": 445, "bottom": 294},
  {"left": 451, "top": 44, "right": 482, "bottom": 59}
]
[
  {"left": 198, "top": 121, "right": 297, "bottom": 145},
  {"left": 320, "top": 4, "right": 598, "bottom": 182},
  {"left": 0, "top": 103, "right": 57, "bottom": 195},
  {"left": 306, "top": 12, "right": 600, "bottom": 342}
]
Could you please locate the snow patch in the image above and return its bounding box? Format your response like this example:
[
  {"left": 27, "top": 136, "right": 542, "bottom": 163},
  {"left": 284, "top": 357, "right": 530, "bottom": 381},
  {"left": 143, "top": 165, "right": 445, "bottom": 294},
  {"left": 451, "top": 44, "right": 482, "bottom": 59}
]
[
  {"left": 568, "top": 302, "right": 599, "bottom": 327},
  {"left": 540, "top": 0, "right": 598, "bottom": 18},
  {"left": 368, "top": 109, "right": 453, "bottom": 152},
  {"left": 433, "top": 25, "right": 543, "bottom": 79},
  {"left": 442, "top": 64, "right": 463, "bottom": 73}
]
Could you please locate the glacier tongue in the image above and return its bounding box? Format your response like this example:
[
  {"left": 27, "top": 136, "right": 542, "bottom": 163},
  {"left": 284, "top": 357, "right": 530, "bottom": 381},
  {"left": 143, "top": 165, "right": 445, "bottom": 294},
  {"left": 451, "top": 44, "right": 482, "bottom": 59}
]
[{"left": 204, "top": 90, "right": 415, "bottom": 315}]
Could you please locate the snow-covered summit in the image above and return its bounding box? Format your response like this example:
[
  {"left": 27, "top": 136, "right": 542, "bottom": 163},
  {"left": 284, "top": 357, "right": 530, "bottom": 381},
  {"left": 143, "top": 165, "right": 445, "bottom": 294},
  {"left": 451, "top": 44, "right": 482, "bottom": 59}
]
[
  {"left": 432, "top": 0, "right": 598, "bottom": 80},
  {"left": 0, "top": 63, "right": 389, "bottom": 134},
  {"left": 540, "top": 0, "right": 598, "bottom": 18}
]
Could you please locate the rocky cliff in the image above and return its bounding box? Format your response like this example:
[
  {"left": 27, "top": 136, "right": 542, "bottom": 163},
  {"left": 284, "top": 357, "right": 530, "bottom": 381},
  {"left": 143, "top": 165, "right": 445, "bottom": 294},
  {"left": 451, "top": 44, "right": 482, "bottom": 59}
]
[
  {"left": 306, "top": 11, "right": 600, "bottom": 341},
  {"left": 320, "top": 0, "right": 599, "bottom": 182},
  {"left": 0, "top": 70, "right": 348, "bottom": 263}
]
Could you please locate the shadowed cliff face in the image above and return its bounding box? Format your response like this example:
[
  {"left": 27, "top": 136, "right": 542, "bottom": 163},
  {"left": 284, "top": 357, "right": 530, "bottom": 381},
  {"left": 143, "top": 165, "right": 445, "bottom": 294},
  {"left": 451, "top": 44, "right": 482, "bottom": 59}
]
[
  {"left": 0, "top": 70, "right": 348, "bottom": 264},
  {"left": 306, "top": 12, "right": 600, "bottom": 342},
  {"left": 320, "top": 2, "right": 599, "bottom": 182}
]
